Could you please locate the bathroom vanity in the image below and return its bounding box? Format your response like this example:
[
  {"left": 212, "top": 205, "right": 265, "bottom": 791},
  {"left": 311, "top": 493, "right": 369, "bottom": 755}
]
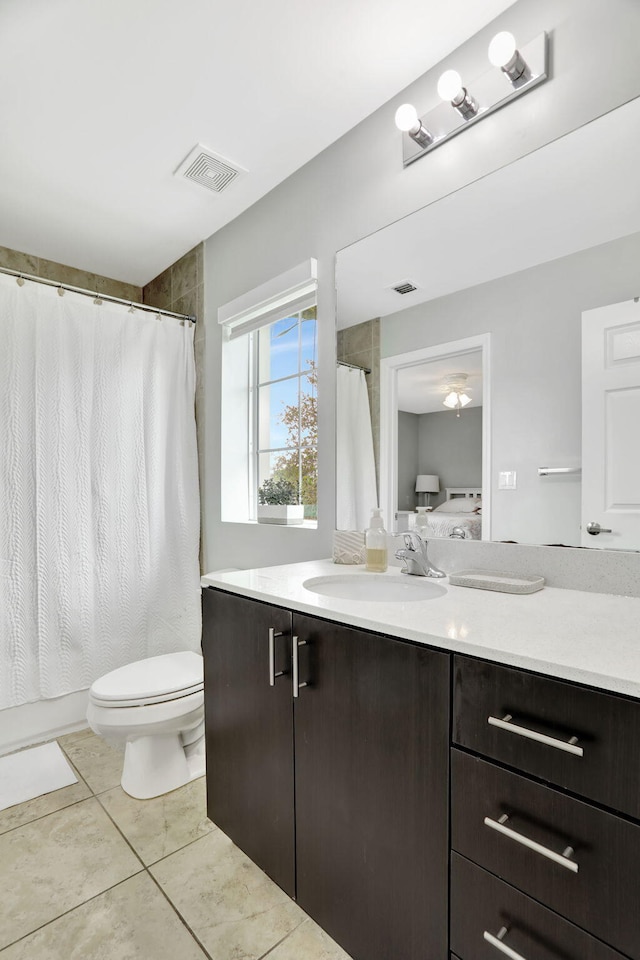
[{"left": 201, "top": 561, "right": 640, "bottom": 960}]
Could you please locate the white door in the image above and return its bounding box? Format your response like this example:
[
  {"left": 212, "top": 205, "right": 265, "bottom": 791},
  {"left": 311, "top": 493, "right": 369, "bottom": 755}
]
[{"left": 582, "top": 299, "right": 640, "bottom": 549}]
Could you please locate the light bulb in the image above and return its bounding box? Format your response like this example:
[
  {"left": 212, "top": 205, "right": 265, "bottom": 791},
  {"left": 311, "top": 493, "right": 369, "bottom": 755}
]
[
  {"left": 437, "top": 69, "right": 463, "bottom": 103},
  {"left": 488, "top": 31, "right": 517, "bottom": 68},
  {"left": 395, "top": 103, "right": 419, "bottom": 133},
  {"left": 394, "top": 102, "right": 434, "bottom": 147},
  {"left": 443, "top": 390, "right": 471, "bottom": 409}
]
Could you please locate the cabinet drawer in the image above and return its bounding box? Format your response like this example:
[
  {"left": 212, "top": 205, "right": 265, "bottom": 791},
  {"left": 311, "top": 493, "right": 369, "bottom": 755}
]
[
  {"left": 451, "top": 852, "right": 626, "bottom": 960},
  {"left": 453, "top": 655, "right": 640, "bottom": 818},
  {"left": 451, "top": 750, "right": 640, "bottom": 959}
]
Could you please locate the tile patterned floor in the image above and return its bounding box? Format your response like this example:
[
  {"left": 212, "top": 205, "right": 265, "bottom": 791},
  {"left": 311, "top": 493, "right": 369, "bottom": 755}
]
[{"left": 0, "top": 731, "right": 352, "bottom": 960}]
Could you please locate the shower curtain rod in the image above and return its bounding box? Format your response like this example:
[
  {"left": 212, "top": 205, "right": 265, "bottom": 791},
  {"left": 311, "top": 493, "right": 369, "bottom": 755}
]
[
  {"left": 337, "top": 359, "right": 371, "bottom": 375},
  {"left": 0, "top": 266, "right": 196, "bottom": 323}
]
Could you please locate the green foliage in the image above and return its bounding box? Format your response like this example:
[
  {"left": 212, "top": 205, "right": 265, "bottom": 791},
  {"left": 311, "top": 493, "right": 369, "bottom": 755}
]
[{"left": 258, "top": 477, "right": 300, "bottom": 506}]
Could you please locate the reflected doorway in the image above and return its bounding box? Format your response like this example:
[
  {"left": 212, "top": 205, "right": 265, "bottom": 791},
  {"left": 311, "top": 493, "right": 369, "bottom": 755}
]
[{"left": 380, "top": 334, "right": 491, "bottom": 539}]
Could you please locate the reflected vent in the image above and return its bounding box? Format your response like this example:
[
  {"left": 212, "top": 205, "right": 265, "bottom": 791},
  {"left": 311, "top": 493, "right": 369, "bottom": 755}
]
[
  {"left": 175, "top": 143, "right": 247, "bottom": 194},
  {"left": 392, "top": 280, "right": 418, "bottom": 295}
]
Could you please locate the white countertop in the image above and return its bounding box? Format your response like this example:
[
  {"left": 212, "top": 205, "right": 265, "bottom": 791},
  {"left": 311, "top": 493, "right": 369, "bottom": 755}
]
[{"left": 201, "top": 560, "right": 640, "bottom": 699}]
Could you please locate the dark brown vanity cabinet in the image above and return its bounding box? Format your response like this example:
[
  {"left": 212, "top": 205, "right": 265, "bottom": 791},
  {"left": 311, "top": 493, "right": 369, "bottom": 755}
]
[
  {"left": 202, "top": 588, "right": 450, "bottom": 960},
  {"left": 203, "top": 590, "right": 640, "bottom": 960}
]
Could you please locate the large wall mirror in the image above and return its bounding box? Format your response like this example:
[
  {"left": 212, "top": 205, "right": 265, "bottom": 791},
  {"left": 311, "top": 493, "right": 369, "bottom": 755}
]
[{"left": 335, "top": 97, "right": 640, "bottom": 550}]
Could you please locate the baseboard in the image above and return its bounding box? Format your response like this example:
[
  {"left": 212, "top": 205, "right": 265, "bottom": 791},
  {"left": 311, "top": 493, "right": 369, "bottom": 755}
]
[{"left": 0, "top": 689, "right": 90, "bottom": 757}]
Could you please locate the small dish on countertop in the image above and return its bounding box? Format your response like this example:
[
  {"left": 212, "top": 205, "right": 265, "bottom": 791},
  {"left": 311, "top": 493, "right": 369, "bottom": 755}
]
[{"left": 448, "top": 570, "right": 544, "bottom": 594}]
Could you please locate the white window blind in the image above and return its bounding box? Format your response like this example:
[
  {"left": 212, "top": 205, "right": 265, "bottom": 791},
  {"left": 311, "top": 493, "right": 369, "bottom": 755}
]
[{"left": 218, "top": 259, "right": 317, "bottom": 341}]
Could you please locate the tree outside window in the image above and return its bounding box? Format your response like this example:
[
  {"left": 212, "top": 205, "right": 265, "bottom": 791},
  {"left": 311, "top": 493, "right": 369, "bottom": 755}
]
[{"left": 254, "top": 307, "right": 317, "bottom": 521}]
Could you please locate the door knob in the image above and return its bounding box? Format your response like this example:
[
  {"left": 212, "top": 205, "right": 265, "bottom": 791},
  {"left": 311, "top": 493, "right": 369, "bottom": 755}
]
[{"left": 586, "top": 521, "right": 612, "bottom": 536}]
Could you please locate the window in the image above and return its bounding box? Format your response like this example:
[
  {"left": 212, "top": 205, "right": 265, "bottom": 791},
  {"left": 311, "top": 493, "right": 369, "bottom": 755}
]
[
  {"left": 219, "top": 258, "right": 318, "bottom": 527},
  {"left": 251, "top": 307, "right": 317, "bottom": 521}
]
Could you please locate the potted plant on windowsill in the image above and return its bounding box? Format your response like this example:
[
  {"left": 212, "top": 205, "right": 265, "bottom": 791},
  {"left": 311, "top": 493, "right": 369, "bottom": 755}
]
[{"left": 257, "top": 478, "right": 304, "bottom": 525}]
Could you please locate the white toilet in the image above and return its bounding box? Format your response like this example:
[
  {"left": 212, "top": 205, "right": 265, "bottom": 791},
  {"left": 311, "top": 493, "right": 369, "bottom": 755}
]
[{"left": 87, "top": 651, "right": 205, "bottom": 800}]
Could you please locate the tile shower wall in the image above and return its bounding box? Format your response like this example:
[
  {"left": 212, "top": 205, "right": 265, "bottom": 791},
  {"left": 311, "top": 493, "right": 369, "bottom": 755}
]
[
  {"left": 143, "top": 245, "right": 206, "bottom": 568},
  {"left": 0, "top": 246, "right": 142, "bottom": 302},
  {"left": 337, "top": 318, "right": 380, "bottom": 489}
]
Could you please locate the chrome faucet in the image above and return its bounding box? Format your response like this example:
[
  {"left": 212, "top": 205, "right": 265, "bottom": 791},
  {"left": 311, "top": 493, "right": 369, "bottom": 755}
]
[{"left": 394, "top": 531, "right": 446, "bottom": 578}]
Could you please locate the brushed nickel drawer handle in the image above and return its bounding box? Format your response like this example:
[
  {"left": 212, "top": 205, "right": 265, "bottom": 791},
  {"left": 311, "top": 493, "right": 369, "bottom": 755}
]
[
  {"left": 488, "top": 714, "right": 584, "bottom": 757},
  {"left": 484, "top": 927, "right": 528, "bottom": 960},
  {"left": 484, "top": 814, "right": 579, "bottom": 873},
  {"left": 292, "top": 636, "right": 307, "bottom": 698}
]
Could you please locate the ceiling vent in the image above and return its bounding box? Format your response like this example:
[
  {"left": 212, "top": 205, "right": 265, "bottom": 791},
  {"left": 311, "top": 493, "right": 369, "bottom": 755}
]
[
  {"left": 174, "top": 143, "right": 247, "bottom": 194},
  {"left": 391, "top": 280, "right": 418, "bottom": 295}
]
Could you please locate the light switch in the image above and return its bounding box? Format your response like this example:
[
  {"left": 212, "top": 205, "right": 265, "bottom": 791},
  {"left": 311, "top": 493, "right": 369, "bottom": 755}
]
[{"left": 498, "top": 471, "right": 517, "bottom": 490}]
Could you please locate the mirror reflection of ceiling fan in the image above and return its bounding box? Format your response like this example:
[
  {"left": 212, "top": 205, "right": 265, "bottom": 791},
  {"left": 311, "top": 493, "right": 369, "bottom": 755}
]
[{"left": 442, "top": 373, "right": 472, "bottom": 416}]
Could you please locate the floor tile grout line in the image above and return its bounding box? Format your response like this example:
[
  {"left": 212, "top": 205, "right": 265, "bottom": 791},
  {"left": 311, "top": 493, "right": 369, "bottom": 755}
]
[
  {"left": 145, "top": 868, "right": 216, "bottom": 960},
  {"left": 1, "top": 752, "right": 319, "bottom": 960},
  {"left": 55, "top": 739, "right": 120, "bottom": 799},
  {"left": 91, "top": 778, "right": 214, "bottom": 868},
  {"left": 0, "top": 742, "right": 94, "bottom": 836},
  {"left": 95, "top": 798, "right": 150, "bottom": 870},
  {"left": 0, "top": 869, "right": 146, "bottom": 953},
  {"left": 256, "top": 918, "right": 308, "bottom": 960},
  {"left": 0, "top": 791, "right": 98, "bottom": 839},
  {"left": 143, "top": 820, "right": 219, "bottom": 868}
]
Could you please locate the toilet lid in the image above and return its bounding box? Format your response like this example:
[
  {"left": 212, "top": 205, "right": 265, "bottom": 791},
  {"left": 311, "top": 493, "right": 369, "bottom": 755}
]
[{"left": 90, "top": 651, "right": 203, "bottom": 704}]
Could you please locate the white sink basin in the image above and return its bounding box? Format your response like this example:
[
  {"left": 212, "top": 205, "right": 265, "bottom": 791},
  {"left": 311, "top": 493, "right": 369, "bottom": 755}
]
[{"left": 302, "top": 574, "right": 447, "bottom": 603}]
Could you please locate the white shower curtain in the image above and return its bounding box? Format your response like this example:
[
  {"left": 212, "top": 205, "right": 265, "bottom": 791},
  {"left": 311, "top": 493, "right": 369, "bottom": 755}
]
[
  {"left": 336, "top": 365, "right": 378, "bottom": 531},
  {"left": 0, "top": 273, "right": 201, "bottom": 709}
]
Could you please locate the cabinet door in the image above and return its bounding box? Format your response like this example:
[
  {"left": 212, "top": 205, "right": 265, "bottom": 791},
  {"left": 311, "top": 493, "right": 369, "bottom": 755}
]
[
  {"left": 202, "top": 588, "right": 295, "bottom": 896},
  {"left": 293, "top": 613, "right": 450, "bottom": 960}
]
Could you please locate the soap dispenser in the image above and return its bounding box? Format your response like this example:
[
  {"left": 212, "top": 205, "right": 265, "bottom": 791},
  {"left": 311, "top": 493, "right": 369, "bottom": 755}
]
[
  {"left": 415, "top": 506, "right": 430, "bottom": 538},
  {"left": 365, "top": 508, "right": 388, "bottom": 573}
]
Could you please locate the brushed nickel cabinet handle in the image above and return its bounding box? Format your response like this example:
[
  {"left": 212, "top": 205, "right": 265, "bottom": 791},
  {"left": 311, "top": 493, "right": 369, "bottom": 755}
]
[
  {"left": 488, "top": 714, "right": 583, "bottom": 757},
  {"left": 292, "top": 636, "right": 307, "bottom": 698},
  {"left": 484, "top": 814, "right": 579, "bottom": 873},
  {"left": 484, "top": 928, "right": 529, "bottom": 960},
  {"left": 268, "top": 628, "right": 285, "bottom": 686}
]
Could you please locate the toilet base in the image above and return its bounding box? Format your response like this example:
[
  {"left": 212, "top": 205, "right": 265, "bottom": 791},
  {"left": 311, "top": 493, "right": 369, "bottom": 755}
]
[{"left": 121, "top": 732, "right": 205, "bottom": 800}]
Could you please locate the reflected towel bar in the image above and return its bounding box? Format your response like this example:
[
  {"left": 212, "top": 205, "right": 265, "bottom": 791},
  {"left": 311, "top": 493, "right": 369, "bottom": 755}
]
[{"left": 538, "top": 467, "right": 582, "bottom": 477}]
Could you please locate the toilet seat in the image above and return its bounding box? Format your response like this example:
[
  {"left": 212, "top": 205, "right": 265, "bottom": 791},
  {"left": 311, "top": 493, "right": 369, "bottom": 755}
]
[{"left": 89, "top": 651, "right": 203, "bottom": 708}]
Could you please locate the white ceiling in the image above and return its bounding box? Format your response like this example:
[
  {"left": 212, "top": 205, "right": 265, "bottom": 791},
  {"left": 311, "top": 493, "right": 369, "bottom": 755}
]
[
  {"left": 0, "top": 0, "right": 516, "bottom": 286},
  {"left": 397, "top": 353, "right": 483, "bottom": 414},
  {"left": 337, "top": 97, "right": 640, "bottom": 328}
]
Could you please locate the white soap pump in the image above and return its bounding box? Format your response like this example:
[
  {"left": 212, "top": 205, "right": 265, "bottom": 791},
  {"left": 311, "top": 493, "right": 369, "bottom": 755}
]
[
  {"left": 415, "top": 506, "right": 430, "bottom": 538},
  {"left": 365, "top": 508, "right": 388, "bottom": 573}
]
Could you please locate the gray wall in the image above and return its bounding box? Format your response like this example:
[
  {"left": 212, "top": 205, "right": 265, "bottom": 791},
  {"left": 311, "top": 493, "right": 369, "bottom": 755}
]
[
  {"left": 382, "top": 231, "right": 640, "bottom": 545},
  {"left": 202, "top": 0, "right": 640, "bottom": 571},
  {"left": 419, "top": 408, "right": 483, "bottom": 509},
  {"left": 397, "top": 412, "right": 419, "bottom": 511}
]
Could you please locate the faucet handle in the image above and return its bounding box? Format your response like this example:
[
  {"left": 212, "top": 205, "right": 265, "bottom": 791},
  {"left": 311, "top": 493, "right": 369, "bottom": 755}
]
[{"left": 402, "top": 530, "right": 425, "bottom": 551}]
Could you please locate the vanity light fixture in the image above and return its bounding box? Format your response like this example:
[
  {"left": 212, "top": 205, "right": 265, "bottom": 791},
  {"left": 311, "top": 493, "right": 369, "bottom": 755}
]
[{"left": 396, "top": 29, "right": 548, "bottom": 167}]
